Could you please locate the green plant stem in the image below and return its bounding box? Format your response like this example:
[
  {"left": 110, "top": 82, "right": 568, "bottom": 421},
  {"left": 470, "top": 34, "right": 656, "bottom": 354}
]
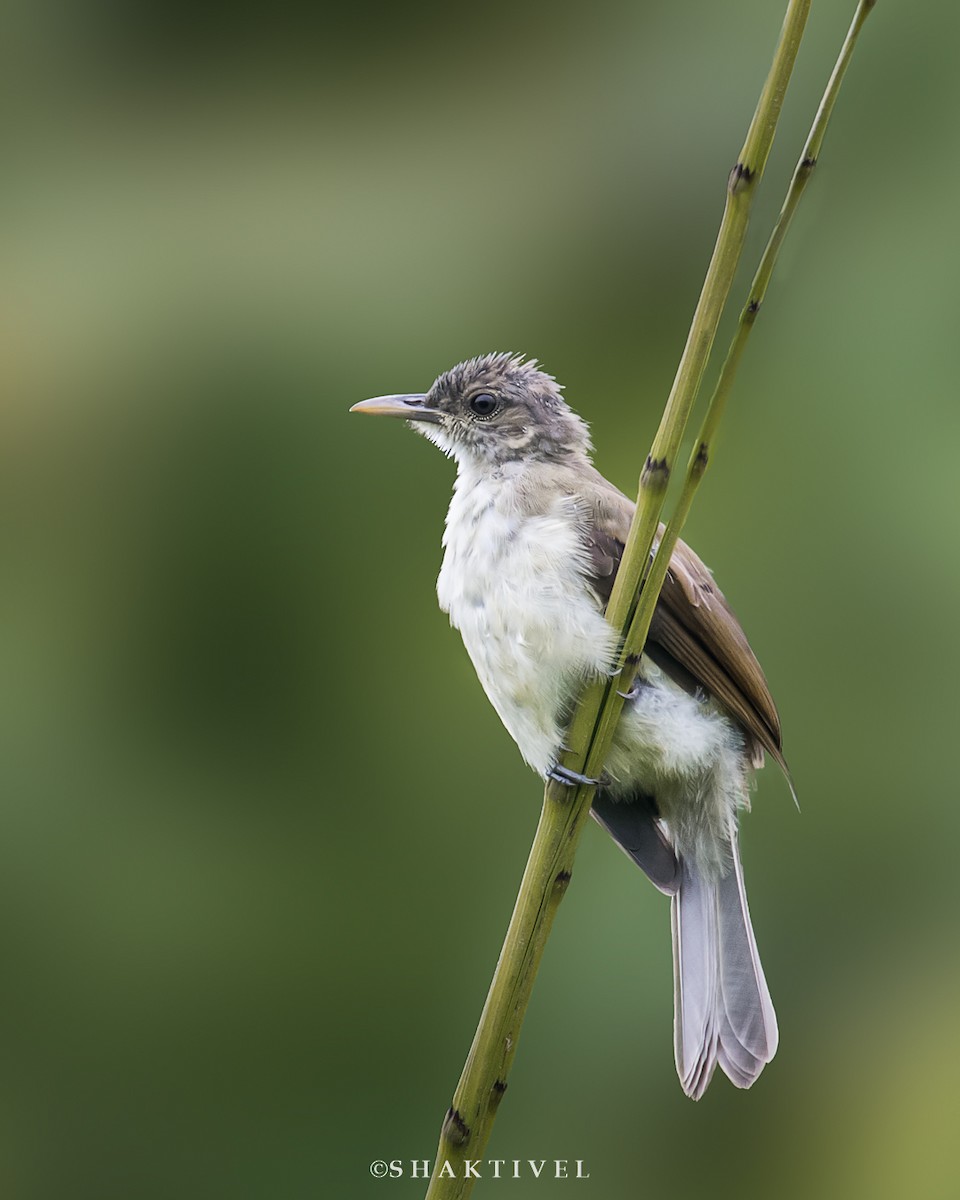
[
  {"left": 424, "top": 778, "right": 580, "bottom": 1192},
  {"left": 425, "top": 4, "right": 813, "bottom": 1197},
  {"left": 562, "top": 0, "right": 814, "bottom": 776},
  {"left": 702, "top": 0, "right": 877, "bottom": 453},
  {"left": 629, "top": 0, "right": 877, "bottom": 677},
  {"left": 597, "top": 0, "right": 812, "bottom": 648}
]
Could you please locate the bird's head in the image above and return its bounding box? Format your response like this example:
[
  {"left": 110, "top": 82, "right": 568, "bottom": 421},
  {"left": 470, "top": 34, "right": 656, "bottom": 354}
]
[{"left": 350, "top": 353, "right": 592, "bottom": 467}]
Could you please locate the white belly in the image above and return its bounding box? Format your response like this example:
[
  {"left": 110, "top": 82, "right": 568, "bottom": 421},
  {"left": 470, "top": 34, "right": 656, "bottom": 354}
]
[
  {"left": 434, "top": 468, "right": 748, "bottom": 872},
  {"left": 437, "top": 474, "right": 617, "bottom": 776}
]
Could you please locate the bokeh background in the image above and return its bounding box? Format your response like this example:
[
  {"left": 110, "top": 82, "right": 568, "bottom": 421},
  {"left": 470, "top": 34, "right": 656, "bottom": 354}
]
[{"left": 3, "top": 2, "right": 957, "bottom": 1197}]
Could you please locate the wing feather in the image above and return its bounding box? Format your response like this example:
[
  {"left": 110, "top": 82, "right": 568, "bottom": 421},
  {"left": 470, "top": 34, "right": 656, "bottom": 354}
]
[{"left": 575, "top": 467, "right": 787, "bottom": 775}]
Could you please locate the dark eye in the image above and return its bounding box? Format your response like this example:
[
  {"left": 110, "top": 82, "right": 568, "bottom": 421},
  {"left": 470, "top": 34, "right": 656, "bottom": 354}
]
[{"left": 469, "top": 392, "right": 499, "bottom": 418}]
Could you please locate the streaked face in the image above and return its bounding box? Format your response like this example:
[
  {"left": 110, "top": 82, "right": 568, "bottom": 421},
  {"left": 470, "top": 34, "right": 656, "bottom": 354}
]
[{"left": 413, "top": 353, "right": 591, "bottom": 466}]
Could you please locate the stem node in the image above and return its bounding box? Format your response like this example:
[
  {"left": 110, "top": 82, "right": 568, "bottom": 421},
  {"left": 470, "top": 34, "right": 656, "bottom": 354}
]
[
  {"left": 728, "top": 161, "right": 756, "bottom": 194},
  {"left": 640, "top": 456, "right": 671, "bottom": 490},
  {"left": 442, "top": 1108, "right": 471, "bottom": 1147}
]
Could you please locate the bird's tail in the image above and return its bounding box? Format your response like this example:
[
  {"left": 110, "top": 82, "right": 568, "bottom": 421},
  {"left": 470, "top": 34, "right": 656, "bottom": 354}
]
[{"left": 670, "top": 834, "right": 778, "bottom": 1099}]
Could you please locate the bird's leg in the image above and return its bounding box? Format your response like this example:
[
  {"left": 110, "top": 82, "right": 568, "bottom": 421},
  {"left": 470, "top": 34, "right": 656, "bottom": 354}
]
[
  {"left": 617, "top": 665, "right": 650, "bottom": 702},
  {"left": 548, "top": 764, "right": 609, "bottom": 790}
]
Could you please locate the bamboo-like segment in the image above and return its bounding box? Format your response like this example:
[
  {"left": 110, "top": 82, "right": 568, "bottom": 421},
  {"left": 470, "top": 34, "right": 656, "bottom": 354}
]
[
  {"left": 621, "top": 0, "right": 877, "bottom": 708},
  {"left": 562, "top": 0, "right": 812, "bottom": 779},
  {"left": 422, "top": 1, "right": 878, "bottom": 1194}
]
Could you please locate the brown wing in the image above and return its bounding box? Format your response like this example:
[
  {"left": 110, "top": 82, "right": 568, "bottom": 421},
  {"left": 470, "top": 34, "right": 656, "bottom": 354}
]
[
  {"left": 654, "top": 538, "right": 786, "bottom": 773},
  {"left": 576, "top": 467, "right": 787, "bottom": 776}
]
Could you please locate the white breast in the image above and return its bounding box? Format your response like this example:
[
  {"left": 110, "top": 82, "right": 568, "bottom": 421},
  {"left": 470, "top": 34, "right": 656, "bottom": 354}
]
[{"left": 437, "top": 468, "right": 617, "bottom": 776}]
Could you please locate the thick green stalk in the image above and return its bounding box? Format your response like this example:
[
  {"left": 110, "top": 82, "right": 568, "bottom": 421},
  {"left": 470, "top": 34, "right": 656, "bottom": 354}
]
[
  {"left": 425, "top": 776, "right": 582, "bottom": 1194},
  {"left": 424, "top": 4, "right": 813, "bottom": 1197}
]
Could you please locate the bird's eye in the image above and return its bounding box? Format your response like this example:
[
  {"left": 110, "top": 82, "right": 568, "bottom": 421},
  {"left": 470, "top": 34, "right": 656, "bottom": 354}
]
[{"left": 469, "top": 393, "right": 499, "bottom": 419}]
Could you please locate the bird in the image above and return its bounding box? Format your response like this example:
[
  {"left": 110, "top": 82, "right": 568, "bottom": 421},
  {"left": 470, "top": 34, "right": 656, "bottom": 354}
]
[{"left": 350, "top": 352, "right": 784, "bottom": 1099}]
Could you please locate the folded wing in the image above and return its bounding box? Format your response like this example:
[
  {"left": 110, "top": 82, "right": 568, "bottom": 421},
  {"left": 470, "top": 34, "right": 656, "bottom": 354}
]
[{"left": 576, "top": 468, "right": 787, "bottom": 776}]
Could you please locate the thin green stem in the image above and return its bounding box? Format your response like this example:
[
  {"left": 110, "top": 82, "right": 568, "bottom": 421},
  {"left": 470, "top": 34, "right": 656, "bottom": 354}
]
[
  {"left": 424, "top": 3, "right": 820, "bottom": 1196},
  {"left": 714, "top": 0, "right": 877, "bottom": 436},
  {"left": 630, "top": 0, "right": 877, "bottom": 677},
  {"left": 562, "top": 0, "right": 814, "bottom": 778},
  {"left": 598, "top": 0, "right": 812, "bottom": 647}
]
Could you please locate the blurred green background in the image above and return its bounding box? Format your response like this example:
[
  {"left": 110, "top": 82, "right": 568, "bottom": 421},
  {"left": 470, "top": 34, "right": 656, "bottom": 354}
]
[{"left": 2, "top": 2, "right": 957, "bottom": 1197}]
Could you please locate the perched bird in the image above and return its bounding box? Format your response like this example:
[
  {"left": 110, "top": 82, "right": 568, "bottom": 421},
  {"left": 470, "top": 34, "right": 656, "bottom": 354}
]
[{"left": 351, "top": 352, "right": 785, "bottom": 1099}]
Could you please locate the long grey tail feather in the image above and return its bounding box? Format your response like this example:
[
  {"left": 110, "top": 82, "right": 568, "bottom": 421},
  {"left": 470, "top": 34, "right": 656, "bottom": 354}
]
[{"left": 670, "top": 834, "right": 778, "bottom": 1099}]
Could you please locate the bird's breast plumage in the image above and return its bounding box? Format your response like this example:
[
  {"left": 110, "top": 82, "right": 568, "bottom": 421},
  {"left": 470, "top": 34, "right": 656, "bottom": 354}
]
[{"left": 436, "top": 468, "right": 617, "bottom": 776}]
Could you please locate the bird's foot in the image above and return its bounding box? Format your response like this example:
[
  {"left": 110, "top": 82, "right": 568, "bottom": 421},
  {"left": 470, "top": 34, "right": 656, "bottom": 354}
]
[
  {"left": 616, "top": 682, "right": 641, "bottom": 701},
  {"left": 548, "top": 764, "right": 608, "bottom": 790}
]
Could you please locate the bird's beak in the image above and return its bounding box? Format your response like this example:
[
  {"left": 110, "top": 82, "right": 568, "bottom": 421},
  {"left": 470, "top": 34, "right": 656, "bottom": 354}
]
[{"left": 349, "top": 394, "right": 442, "bottom": 424}]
